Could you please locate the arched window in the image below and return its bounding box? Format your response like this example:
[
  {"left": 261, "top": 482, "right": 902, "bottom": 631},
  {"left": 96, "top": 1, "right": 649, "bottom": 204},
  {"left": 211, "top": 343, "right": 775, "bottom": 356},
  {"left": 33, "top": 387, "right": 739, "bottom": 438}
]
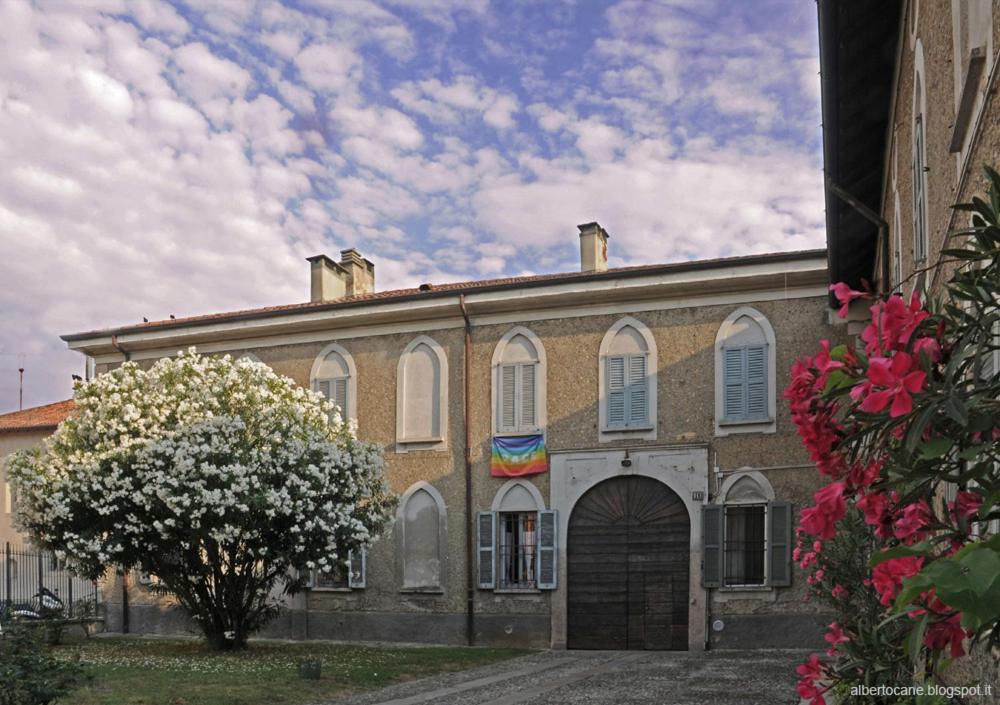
[
  {"left": 893, "top": 192, "right": 903, "bottom": 291},
  {"left": 477, "top": 480, "right": 556, "bottom": 591},
  {"left": 912, "top": 40, "right": 929, "bottom": 265},
  {"left": 716, "top": 471, "right": 778, "bottom": 588},
  {"left": 396, "top": 482, "right": 446, "bottom": 591},
  {"left": 951, "top": 1, "right": 993, "bottom": 159},
  {"left": 598, "top": 316, "right": 657, "bottom": 441},
  {"left": 492, "top": 327, "right": 546, "bottom": 436},
  {"left": 310, "top": 343, "right": 357, "bottom": 422},
  {"left": 238, "top": 352, "right": 263, "bottom": 363},
  {"left": 714, "top": 307, "right": 776, "bottom": 435},
  {"left": 396, "top": 336, "right": 448, "bottom": 452}
]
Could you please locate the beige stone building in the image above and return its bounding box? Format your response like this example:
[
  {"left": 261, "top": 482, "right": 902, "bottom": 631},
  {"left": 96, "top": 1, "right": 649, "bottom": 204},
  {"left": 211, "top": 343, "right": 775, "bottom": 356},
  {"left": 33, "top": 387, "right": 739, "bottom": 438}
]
[
  {"left": 819, "top": 0, "right": 1000, "bottom": 688},
  {"left": 61, "top": 226, "right": 841, "bottom": 650},
  {"left": 0, "top": 400, "right": 75, "bottom": 547}
]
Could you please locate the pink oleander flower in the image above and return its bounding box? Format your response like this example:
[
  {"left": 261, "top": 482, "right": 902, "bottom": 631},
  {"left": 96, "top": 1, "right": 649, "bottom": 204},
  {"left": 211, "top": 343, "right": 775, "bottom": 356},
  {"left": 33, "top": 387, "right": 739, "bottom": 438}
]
[
  {"left": 831, "top": 584, "right": 849, "bottom": 600},
  {"left": 824, "top": 622, "right": 849, "bottom": 656},
  {"left": 872, "top": 555, "right": 924, "bottom": 606},
  {"left": 893, "top": 500, "right": 932, "bottom": 544},
  {"left": 860, "top": 292, "right": 929, "bottom": 355},
  {"left": 830, "top": 282, "right": 867, "bottom": 318},
  {"left": 800, "top": 483, "right": 847, "bottom": 540},
  {"left": 795, "top": 655, "right": 829, "bottom": 705},
  {"left": 853, "top": 352, "right": 927, "bottom": 417},
  {"left": 950, "top": 491, "right": 982, "bottom": 522},
  {"left": 925, "top": 613, "right": 970, "bottom": 658}
]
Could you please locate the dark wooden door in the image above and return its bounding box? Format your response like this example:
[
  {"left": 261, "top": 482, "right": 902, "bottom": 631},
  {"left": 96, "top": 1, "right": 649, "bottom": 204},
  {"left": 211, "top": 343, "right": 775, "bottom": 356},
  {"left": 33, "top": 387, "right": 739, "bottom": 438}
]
[{"left": 567, "top": 475, "right": 690, "bottom": 650}]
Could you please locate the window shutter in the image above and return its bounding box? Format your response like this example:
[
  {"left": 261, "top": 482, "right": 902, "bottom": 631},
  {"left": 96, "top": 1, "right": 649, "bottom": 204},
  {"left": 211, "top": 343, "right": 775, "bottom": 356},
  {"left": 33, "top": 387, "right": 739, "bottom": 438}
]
[
  {"left": 499, "top": 365, "right": 517, "bottom": 432},
  {"left": 348, "top": 549, "right": 366, "bottom": 589},
  {"left": 607, "top": 356, "right": 627, "bottom": 427},
  {"left": 913, "top": 116, "right": 927, "bottom": 262},
  {"left": 627, "top": 355, "right": 648, "bottom": 425},
  {"left": 536, "top": 510, "right": 557, "bottom": 589},
  {"left": 723, "top": 347, "right": 746, "bottom": 420},
  {"left": 745, "top": 344, "right": 768, "bottom": 419},
  {"left": 702, "top": 504, "right": 724, "bottom": 587},
  {"left": 767, "top": 502, "right": 792, "bottom": 587},
  {"left": 520, "top": 363, "right": 536, "bottom": 429},
  {"left": 477, "top": 511, "right": 496, "bottom": 589},
  {"left": 333, "top": 378, "right": 348, "bottom": 417}
]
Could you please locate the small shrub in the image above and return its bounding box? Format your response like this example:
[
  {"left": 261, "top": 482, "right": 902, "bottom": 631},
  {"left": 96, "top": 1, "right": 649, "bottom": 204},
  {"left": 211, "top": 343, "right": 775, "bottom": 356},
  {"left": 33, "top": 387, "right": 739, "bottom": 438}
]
[{"left": 0, "top": 622, "right": 88, "bottom": 705}]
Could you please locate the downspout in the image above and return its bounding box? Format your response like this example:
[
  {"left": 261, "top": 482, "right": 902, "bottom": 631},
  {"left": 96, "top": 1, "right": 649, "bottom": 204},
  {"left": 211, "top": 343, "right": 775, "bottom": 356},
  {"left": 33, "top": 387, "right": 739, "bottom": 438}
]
[
  {"left": 110, "top": 334, "right": 132, "bottom": 362},
  {"left": 826, "top": 179, "right": 891, "bottom": 294},
  {"left": 459, "top": 294, "right": 475, "bottom": 646}
]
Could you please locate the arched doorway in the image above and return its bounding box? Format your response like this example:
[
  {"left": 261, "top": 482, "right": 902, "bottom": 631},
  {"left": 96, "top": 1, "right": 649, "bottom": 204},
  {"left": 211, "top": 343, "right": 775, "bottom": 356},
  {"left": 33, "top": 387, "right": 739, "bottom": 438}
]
[{"left": 567, "top": 475, "right": 690, "bottom": 650}]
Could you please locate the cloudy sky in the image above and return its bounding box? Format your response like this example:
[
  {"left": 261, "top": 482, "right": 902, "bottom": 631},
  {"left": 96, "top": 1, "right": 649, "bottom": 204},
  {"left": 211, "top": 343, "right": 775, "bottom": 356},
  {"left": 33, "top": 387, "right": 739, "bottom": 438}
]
[{"left": 0, "top": 0, "right": 823, "bottom": 412}]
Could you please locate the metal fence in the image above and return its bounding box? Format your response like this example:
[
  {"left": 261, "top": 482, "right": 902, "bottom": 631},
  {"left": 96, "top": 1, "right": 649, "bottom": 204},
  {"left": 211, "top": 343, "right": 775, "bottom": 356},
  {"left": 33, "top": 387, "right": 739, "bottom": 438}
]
[{"left": 2, "top": 542, "right": 100, "bottom": 618}]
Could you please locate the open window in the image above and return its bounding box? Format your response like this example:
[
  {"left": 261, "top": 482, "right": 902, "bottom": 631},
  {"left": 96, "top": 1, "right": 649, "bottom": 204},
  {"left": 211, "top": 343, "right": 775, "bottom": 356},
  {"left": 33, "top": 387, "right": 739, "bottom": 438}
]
[
  {"left": 478, "top": 480, "right": 556, "bottom": 591},
  {"left": 702, "top": 471, "right": 791, "bottom": 589},
  {"left": 309, "top": 551, "right": 366, "bottom": 591}
]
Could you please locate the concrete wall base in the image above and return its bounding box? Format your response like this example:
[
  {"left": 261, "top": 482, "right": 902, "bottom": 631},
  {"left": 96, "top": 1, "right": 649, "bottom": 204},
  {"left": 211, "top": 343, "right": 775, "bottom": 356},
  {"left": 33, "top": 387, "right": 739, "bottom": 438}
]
[{"left": 708, "top": 612, "right": 832, "bottom": 649}]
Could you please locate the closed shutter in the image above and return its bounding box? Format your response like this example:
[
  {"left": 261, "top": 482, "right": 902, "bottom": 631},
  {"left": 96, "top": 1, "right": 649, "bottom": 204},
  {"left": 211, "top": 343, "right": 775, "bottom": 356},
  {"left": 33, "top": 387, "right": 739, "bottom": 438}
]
[
  {"left": 913, "top": 115, "right": 927, "bottom": 262},
  {"left": 499, "top": 365, "right": 517, "bottom": 432},
  {"left": 477, "top": 511, "right": 496, "bottom": 589},
  {"left": 333, "top": 378, "right": 348, "bottom": 417},
  {"left": 745, "top": 344, "right": 768, "bottom": 420},
  {"left": 536, "top": 510, "right": 557, "bottom": 589},
  {"left": 723, "top": 347, "right": 746, "bottom": 420},
  {"left": 520, "top": 363, "right": 536, "bottom": 428},
  {"left": 627, "top": 354, "right": 648, "bottom": 425},
  {"left": 348, "top": 549, "right": 366, "bottom": 589},
  {"left": 702, "top": 504, "right": 724, "bottom": 587},
  {"left": 767, "top": 502, "right": 792, "bottom": 587},
  {"left": 607, "top": 356, "right": 627, "bottom": 427}
]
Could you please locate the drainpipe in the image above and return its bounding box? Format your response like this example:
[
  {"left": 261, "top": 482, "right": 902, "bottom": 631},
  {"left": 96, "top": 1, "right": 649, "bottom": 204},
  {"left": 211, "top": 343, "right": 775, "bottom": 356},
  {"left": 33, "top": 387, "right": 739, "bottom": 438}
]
[
  {"left": 110, "top": 334, "right": 132, "bottom": 362},
  {"left": 826, "top": 179, "right": 891, "bottom": 294},
  {"left": 459, "top": 294, "right": 475, "bottom": 646}
]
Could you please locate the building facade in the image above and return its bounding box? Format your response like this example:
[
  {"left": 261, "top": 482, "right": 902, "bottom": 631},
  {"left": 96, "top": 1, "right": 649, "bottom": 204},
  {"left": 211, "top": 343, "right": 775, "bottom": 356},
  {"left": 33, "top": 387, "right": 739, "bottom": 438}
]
[{"left": 62, "top": 226, "right": 841, "bottom": 650}]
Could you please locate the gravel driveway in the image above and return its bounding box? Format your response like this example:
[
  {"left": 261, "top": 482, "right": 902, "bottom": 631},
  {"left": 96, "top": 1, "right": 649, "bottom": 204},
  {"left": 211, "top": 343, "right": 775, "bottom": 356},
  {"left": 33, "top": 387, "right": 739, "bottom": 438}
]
[{"left": 324, "top": 648, "right": 810, "bottom": 705}]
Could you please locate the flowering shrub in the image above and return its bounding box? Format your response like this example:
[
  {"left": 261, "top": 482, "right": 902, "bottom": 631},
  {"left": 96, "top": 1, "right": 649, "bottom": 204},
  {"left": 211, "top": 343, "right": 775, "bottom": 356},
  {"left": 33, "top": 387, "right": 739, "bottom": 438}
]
[
  {"left": 8, "top": 349, "right": 394, "bottom": 650},
  {"left": 787, "top": 169, "right": 1000, "bottom": 701}
]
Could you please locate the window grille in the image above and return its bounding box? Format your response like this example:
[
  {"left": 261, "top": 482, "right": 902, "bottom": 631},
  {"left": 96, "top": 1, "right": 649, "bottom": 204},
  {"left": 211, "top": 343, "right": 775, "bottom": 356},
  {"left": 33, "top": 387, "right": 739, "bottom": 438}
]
[
  {"left": 724, "top": 505, "right": 766, "bottom": 586},
  {"left": 498, "top": 512, "right": 537, "bottom": 589}
]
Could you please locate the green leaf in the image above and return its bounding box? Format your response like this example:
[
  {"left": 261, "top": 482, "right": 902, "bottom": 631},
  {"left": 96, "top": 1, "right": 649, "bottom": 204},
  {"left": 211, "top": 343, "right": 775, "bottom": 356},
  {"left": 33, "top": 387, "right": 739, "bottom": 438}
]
[
  {"left": 943, "top": 395, "right": 969, "bottom": 425},
  {"left": 870, "top": 541, "right": 934, "bottom": 566},
  {"left": 957, "top": 545, "right": 1000, "bottom": 596},
  {"left": 905, "top": 611, "right": 929, "bottom": 661},
  {"left": 918, "top": 438, "right": 954, "bottom": 460}
]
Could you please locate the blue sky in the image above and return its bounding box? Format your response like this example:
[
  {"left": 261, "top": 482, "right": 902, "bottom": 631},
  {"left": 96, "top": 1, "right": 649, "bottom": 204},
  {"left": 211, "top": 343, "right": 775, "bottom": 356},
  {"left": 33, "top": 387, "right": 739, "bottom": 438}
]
[{"left": 0, "top": 0, "right": 823, "bottom": 410}]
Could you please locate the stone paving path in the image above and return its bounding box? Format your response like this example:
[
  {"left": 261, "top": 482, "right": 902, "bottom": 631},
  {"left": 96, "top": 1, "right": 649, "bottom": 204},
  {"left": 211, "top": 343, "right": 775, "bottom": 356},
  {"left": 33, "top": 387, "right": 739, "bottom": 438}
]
[{"left": 324, "top": 649, "right": 810, "bottom": 705}]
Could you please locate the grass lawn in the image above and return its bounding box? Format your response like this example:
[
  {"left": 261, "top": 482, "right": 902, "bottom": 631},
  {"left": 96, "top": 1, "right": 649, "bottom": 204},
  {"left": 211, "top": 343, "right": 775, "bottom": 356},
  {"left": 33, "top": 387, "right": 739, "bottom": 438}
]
[{"left": 55, "top": 637, "right": 531, "bottom": 705}]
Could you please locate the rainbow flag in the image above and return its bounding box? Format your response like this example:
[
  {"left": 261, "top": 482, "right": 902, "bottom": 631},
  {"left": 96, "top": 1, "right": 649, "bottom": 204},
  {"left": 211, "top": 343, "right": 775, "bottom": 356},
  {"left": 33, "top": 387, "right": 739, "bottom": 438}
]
[{"left": 491, "top": 434, "right": 547, "bottom": 477}]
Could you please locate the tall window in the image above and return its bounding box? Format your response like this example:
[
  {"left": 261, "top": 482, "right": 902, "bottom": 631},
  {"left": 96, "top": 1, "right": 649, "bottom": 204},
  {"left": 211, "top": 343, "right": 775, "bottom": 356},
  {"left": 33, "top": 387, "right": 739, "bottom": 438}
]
[
  {"left": 310, "top": 343, "right": 357, "bottom": 422},
  {"left": 913, "top": 112, "right": 928, "bottom": 263},
  {"left": 493, "top": 327, "right": 546, "bottom": 435},
  {"left": 724, "top": 505, "right": 765, "bottom": 586},
  {"left": 599, "top": 316, "right": 657, "bottom": 441},
  {"left": 498, "top": 512, "right": 536, "bottom": 589},
  {"left": 478, "top": 480, "right": 556, "bottom": 591},
  {"left": 397, "top": 482, "right": 446, "bottom": 591},
  {"left": 715, "top": 307, "right": 776, "bottom": 435},
  {"left": 893, "top": 194, "right": 903, "bottom": 291},
  {"left": 396, "top": 336, "right": 448, "bottom": 452}
]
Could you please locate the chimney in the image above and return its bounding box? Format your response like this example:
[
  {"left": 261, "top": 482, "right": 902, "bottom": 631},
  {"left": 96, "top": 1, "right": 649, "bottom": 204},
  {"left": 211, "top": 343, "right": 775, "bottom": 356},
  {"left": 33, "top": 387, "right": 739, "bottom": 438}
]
[
  {"left": 307, "top": 254, "right": 348, "bottom": 302},
  {"left": 339, "top": 248, "right": 375, "bottom": 296},
  {"left": 578, "top": 222, "right": 609, "bottom": 272}
]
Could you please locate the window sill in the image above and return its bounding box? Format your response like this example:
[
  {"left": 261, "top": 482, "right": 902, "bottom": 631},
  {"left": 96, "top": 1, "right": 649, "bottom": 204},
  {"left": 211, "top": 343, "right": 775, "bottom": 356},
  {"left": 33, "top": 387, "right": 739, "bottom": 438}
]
[
  {"left": 719, "top": 585, "right": 770, "bottom": 592},
  {"left": 493, "top": 588, "right": 541, "bottom": 594},
  {"left": 399, "top": 587, "right": 444, "bottom": 594},
  {"left": 398, "top": 436, "right": 444, "bottom": 444},
  {"left": 310, "top": 587, "right": 353, "bottom": 593},
  {"left": 601, "top": 425, "right": 653, "bottom": 433},
  {"left": 718, "top": 417, "right": 773, "bottom": 427},
  {"left": 493, "top": 430, "right": 544, "bottom": 438}
]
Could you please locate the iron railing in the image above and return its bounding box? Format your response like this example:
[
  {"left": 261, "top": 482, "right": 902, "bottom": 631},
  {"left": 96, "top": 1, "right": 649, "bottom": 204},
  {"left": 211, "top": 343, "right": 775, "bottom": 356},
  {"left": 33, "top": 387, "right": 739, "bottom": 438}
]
[{"left": 2, "top": 542, "right": 100, "bottom": 620}]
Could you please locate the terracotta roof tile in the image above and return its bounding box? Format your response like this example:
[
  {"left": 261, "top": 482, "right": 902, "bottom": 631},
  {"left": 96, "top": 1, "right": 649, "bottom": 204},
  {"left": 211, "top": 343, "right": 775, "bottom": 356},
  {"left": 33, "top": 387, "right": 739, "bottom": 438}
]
[
  {"left": 0, "top": 399, "right": 75, "bottom": 433},
  {"left": 62, "top": 248, "right": 828, "bottom": 341}
]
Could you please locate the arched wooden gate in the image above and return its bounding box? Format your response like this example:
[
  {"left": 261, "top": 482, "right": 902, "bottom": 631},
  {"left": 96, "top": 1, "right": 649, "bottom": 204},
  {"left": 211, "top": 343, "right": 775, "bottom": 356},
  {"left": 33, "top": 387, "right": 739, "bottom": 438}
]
[{"left": 567, "top": 475, "right": 690, "bottom": 650}]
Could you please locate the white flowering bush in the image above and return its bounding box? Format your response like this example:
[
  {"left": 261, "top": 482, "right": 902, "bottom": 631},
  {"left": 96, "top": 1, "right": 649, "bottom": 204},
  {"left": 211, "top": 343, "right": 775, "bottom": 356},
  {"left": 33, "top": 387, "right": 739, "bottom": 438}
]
[{"left": 8, "top": 349, "right": 394, "bottom": 650}]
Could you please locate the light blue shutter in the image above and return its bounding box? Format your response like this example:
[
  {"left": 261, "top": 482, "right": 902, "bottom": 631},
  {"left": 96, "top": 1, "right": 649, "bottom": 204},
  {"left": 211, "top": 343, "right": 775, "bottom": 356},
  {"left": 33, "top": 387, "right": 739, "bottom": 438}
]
[
  {"left": 745, "top": 344, "right": 768, "bottom": 419},
  {"left": 607, "top": 356, "right": 627, "bottom": 427},
  {"left": 627, "top": 355, "right": 648, "bottom": 425},
  {"left": 348, "top": 549, "right": 366, "bottom": 588},
  {"left": 477, "top": 512, "right": 496, "bottom": 589},
  {"left": 702, "top": 505, "right": 724, "bottom": 587},
  {"left": 723, "top": 347, "right": 746, "bottom": 420},
  {"left": 767, "top": 502, "right": 792, "bottom": 587},
  {"left": 536, "top": 510, "right": 557, "bottom": 589}
]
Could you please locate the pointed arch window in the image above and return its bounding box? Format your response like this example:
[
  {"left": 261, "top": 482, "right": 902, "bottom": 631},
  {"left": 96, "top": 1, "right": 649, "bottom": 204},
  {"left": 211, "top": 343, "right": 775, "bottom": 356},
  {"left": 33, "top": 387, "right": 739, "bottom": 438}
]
[
  {"left": 396, "top": 482, "right": 447, "bottom": 592},
  {"left": 598, "top": 316, "right": 657, "bottom": 442},
  {"left": 396, "top": 336, "right": 448, "bottom": 452},
  {"left": 492, "top": 327, "right": 547, "bottom": 436},
  {"left": 310, "top": 343, "right": 357, "bottom": 422},
  {"left": 715, "top": 307, "right": 776, "bottom": 436}
]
